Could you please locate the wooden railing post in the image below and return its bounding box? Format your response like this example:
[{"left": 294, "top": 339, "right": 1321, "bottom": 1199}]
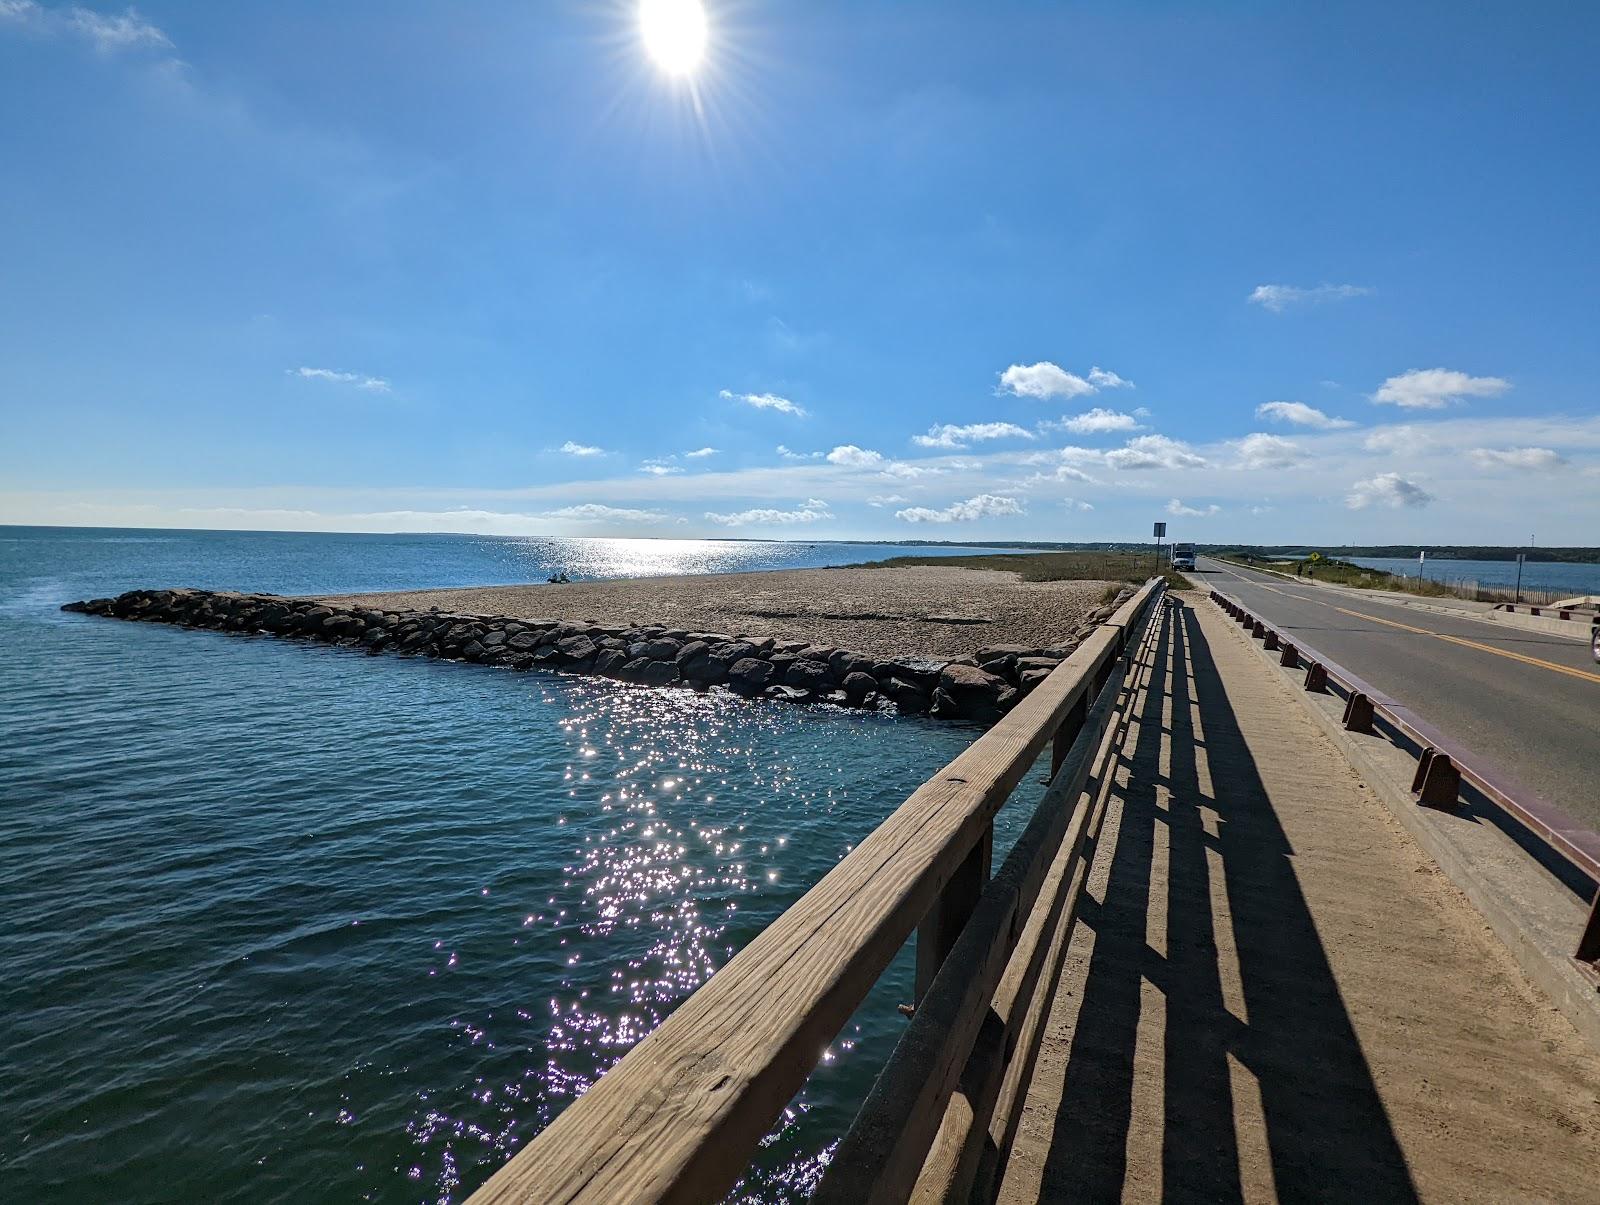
[
  {"left": 916, "top": 823, "right": 993, "bottom": 1001},
  {"left": 1050, "top": 694, "right": 1089, "bottom": 779},
  {"left": 1577, "top": 887, "right": 1600, "bottom": 966}
]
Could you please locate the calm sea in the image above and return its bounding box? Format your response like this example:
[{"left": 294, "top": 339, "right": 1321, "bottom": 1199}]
[
  {"left": 0, "top": 527, "right": 1041, "bottom": 1203},
  {"left": 1347, "top": 556, "right": 1600, "bottom": 597}
]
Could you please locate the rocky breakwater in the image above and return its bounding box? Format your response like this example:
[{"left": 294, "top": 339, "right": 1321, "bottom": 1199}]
[{"left": 63, "top": 587, "right": 1136, "bottom": 725}]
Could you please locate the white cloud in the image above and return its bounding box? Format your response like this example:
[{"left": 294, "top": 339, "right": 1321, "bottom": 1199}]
[
  {"left": 998, "top": 361, "right": 1096, "bottom": 400},
  {"left": 1373, "top": 368, "right": 1510, "bottom": 409},
  {"left": 775, "top": 445, "right": 821, "bottom": 461},
  {"left": 1104, "top": 434, "right": 1208, "bottom": 470},
  {"left": 1025, "top": 463, "right": 1096, "bottom": 487},
  {"left": 1248, "top": 283, "right": 1372, "bottom": 312},
  {"left": 1055, "top": 407, "right": 1141, "bottom": 434},
  {"left": 68, "top": 4, "right": 170, "bottom": 51},
  {"left": 705, "top": 498, "right": 832, "bottom": 526},
  {"left": 1087, "top": 367, "right": 1133, "bottom": 390},
  {"left": 1234, "top": 432, "right": 1306, "bottom": 470},
  {"left": 1346, "top": 473, "right": 1434, "bottom": 509},
  {"left": 1166, "top": 499, "right": 1221, "bottom": 517},
  {"left": 720, "top": 388, "right": 807, "bottom": 417},
  {"left": 290, "top": 366, "right": 390, "bottom": 393},
  {"left": 1062, "top": 498, "right": 1095, "bottom": 511},
  {"left": 1255, "top": 400, "right": 1355, "bottom": 429},
  {"left": 866, "top": 494, "right": 907, "bottom": 507},
  {"left": 558, "top": 440, "right": 604, "bottom": 457},
  {"left": 1469, "top": 446, "right": 1567, "bottom": 471},
  {"left": 543, "top": 503, "right": 667, "bottom": 523},
  {"left": 684, "top": 447, "right": 718, "bottom": 459},
  {"left": 826, "top": 444, "right": 885, "bottom": 467},
  {"left": 639, "top": 458, "right": 683, "bottom": 476},
  {"left": 912, "top": 422, "right": 1034, "bottom": 449},
  {"left": 1, "top": 2, "right": 171, "bottom": 54},
  {"left": 895, "top": 494, "right": 1026, "bottom": 524},
  {"left": 879, "top": 461, "right": 946, "bottom": 479}
]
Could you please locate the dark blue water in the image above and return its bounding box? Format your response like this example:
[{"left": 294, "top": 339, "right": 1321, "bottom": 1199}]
[
  {"left": 0, "top": 528, "right": 1035, "bottom": 1203},
  {"left": 1348, "top": 556, "right": 1600, "bottom": 598}
]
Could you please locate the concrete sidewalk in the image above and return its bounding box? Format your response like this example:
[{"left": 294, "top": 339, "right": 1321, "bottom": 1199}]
[{"left": 996, "top": 596, "right": 1600, "bottom": 1203}]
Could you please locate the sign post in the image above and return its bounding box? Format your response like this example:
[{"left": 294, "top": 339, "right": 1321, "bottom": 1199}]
[
  {"left": 1153, "top": 521, "right": 1166, "bottom": 577},
  {"left": 1418, "top": 549, "right": 1427, "bottom": 581},
  {"left": 1515, "top": 552, "right": 1526, "bottom": 603}
]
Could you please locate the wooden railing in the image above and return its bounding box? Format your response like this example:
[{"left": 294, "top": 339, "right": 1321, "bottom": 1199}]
[{"left": 467, "top": 579, "right": 1168, "bottom": 1204}]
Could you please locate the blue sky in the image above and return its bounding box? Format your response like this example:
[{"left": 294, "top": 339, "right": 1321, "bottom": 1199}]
[{"left": 2, "top": 1, "right": 1597, "bottom": 544}]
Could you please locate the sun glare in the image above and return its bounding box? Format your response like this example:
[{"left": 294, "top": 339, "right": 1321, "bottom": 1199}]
[{"left": 639, "top": 0, "right": 708, "bottom": 76}]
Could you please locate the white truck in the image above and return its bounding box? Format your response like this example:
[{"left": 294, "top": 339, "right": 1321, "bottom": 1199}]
[{"left": 1171, "top": 542, "right": 1196, "bottom": 571}]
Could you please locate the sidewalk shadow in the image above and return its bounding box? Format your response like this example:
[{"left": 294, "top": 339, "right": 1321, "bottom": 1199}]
[{"left": 1035, "top": 602, "right": 1418, "bottom": 1202}]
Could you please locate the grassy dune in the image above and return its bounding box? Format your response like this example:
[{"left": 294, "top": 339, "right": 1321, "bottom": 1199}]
[{"left": 861, "top": 550, "right": 1194, "bottom": 593}]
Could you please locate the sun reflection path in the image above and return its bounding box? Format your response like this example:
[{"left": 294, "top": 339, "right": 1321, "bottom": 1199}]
[{"left": 399, "top": 677, "right": 978, "bottom": 1203}]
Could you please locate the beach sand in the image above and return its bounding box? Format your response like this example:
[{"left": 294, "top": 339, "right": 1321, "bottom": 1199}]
[{"left": 322, "top": 564, "right": 1115, "bottom": 659}]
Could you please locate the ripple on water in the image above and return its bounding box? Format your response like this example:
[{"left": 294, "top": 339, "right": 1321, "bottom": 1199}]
[{"left": 2, "top": 601, "right": 993, "bottom": 1203}]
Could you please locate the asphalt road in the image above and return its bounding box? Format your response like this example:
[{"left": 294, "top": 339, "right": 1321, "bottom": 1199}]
[{"left": 1192, "top": 556, "right": 1600, "bottom": 831}]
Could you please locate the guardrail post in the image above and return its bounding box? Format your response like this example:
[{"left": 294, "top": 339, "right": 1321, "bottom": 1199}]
[
  {"left": 1238, "top": 611, "right": 1253, "bottom": 629},
  {"left": 1303, "top": 661, "right": 1328, "bottom": 693},
  {"left": 915, "top": 824, "right": 992, "bottom": 1002},
  {"left": 1412, "top": 749, "right": 1461, "bottom": 808},
  {"left": 1251, "top": 619, "right": 1266, "bottom": 640},
  {"left": 1280, "top": 642, "right": 1299, "bottom": 668},
  {"left": 1342, "top": 692, "right": 1375, "bottom": 734},
  {"left": 1577, "top": 891, "right": 1600, "bottom": 965},
  {"left": 1263, "top": 629, "right": 1279, "bottom": 650}
]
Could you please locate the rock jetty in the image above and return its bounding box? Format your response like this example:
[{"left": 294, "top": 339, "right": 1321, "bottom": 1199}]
[{"left": 63, "top": 587, "right": 1135, "bottom": 725}]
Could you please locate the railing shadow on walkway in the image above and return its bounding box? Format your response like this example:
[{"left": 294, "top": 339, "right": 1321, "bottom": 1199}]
[{"left": 1036, "top": 601, "right": 1420, "bottom": 1202}]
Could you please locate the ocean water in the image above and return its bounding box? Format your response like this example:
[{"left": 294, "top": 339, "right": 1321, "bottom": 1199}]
[
  {"left": 1346, "top": 556, "right": 1600, "bottom": 598},
  {"left": 0, "top": 527, "right": 1040, "bottom": 1203}
]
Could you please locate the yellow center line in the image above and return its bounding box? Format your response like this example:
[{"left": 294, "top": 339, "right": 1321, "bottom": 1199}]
[
  {"left": 1206, "top": 558, "right": 1600, "bottom": 687},
  {"left": 1328, "top": 603, "right": 1600, "bottom": 686}
]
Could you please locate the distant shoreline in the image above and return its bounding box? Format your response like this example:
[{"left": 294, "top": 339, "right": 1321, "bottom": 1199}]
[{"left": 7, "top": 524, "right": 1600, "bottom": 563}]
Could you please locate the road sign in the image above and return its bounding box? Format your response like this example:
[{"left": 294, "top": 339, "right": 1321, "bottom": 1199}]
[{"left": 1153, "top": 522, "right": 1166, "bottom": 538}]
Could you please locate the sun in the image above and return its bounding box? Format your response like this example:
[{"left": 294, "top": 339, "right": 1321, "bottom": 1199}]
[{"left": 639, "top": 0, "right": 708, "bottom": 76}]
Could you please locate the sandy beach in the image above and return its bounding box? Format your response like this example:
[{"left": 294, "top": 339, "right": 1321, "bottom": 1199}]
[{"left": 321, "top": 564, "right": 1116, "bottom": 659}]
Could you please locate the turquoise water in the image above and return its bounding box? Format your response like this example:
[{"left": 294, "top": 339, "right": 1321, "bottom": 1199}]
[{"left": 0, "top": 528, "right": 1033, "bottom": 1203}]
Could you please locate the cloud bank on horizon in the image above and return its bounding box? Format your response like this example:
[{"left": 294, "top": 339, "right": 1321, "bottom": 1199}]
[{"left": 0, "top": 2, "right": 1595, "bottom": 545}]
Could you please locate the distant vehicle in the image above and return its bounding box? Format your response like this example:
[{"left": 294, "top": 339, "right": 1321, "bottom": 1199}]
[{"left": 1171, "top": 542, "right": 1197, "bottom": 571}]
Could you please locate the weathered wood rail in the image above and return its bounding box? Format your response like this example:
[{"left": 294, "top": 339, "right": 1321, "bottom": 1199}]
[{"left": 466, "top": 579, "right": 1168, "bottom": 1204}]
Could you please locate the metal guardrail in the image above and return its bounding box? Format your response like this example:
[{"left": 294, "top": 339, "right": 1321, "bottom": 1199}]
[
  {"left": 1209, "top": 588, "right": 1600, "bottom": 971},
  {"left": 1494, "top": 602, "right": 1600, "bottom": 624},
  {"left": 466, "top": 579, "right": 1168, "bottom": 1204}
]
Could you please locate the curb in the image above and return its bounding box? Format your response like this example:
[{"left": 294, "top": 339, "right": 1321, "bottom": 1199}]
[{"left": 1200, "top": 593, "right": 1600, "bottom": 1052}]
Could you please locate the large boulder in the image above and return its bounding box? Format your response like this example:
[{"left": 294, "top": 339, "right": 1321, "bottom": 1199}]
[
  {"left": 880, "top": 675, "right": 931, "bottom": 714},
  {"left": 938, "top": 663, "right": 1017, "bottom": 723},
  {"left": 555, "top": 634, "right": 598, "bottom": 662},
  {"left": 727, "top": 657, "right": 776, "bottom": 692},
  {"left": 842, "top": 671, "right": 878, "bottom": 702},
  {"left": 674, "top": 640, "right": 710, "bottom": 665},
  {"left": 622, "top": 657, "right": 678, "bottom": 686},
  {"left": 594, "top": 649, "right": 629, "bottom": 677},
  {"left": 634, "top": 636, "right": 682, "bottom": 660},
  {"left": 828, "top": 649, "right": 876, "bottom": 680},
  {"left": 785, "top": 659, "right": 833, "bottom": 691}
]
